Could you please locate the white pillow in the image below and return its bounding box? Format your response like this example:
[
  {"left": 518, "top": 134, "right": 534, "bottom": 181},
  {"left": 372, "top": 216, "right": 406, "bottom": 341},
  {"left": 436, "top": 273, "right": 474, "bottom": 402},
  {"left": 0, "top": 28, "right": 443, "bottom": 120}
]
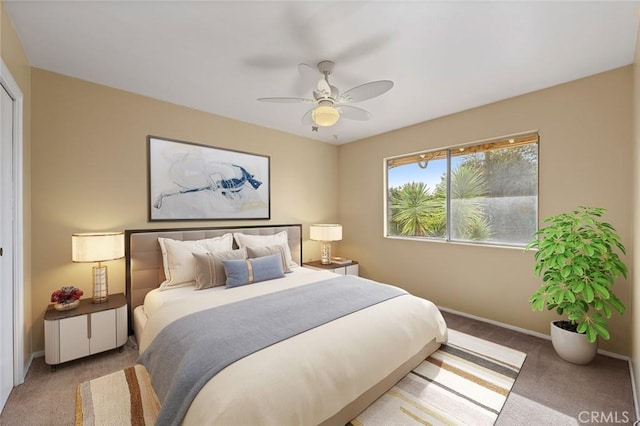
[
  {"left": 158, "top": 234, "right": 233, "bottom": 289},
  {"left": 233, "top": 231, "right": 297, "bottom": 268},
  {"left": 246, "top": 244, "right": 293, "bottom": 273},
  {"left": 193, "top": 248, "right": 247, "bottom": 289}
]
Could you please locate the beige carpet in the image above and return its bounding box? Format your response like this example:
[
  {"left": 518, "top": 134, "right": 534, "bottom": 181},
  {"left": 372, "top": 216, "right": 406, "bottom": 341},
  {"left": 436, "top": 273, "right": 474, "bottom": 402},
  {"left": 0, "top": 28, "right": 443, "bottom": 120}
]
[
  {"left": 75, "top": 329, "right": 525, "bottom": 425},
  {"left": 350, "top": 329, "right": 526, "bottom": 425}
]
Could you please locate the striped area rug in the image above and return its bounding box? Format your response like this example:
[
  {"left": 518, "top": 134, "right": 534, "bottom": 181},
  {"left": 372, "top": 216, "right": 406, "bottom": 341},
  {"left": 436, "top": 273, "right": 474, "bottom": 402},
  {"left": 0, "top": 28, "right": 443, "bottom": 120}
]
[
  {"left": 350, "top": 329, "right": 527, "bottom": 425},
  {"left": 76, "top": 364, "right": 160, "bottom": 426}
]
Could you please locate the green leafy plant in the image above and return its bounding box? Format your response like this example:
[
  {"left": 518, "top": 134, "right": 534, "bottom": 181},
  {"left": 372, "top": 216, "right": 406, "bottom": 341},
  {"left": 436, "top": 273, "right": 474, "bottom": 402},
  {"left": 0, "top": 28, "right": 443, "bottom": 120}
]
[{"left": 526, "top": 206, "right": 627, "bottom": 342}]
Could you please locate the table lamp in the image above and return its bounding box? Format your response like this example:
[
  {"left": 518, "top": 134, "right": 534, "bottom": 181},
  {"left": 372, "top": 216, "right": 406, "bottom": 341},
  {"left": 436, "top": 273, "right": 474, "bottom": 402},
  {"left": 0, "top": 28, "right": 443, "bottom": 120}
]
[
  {"left": 309, "top": 224, "right": 342, "bottom": 265},
  {"left": 72, "top": 232, "right": 124, "bottom": 303}
]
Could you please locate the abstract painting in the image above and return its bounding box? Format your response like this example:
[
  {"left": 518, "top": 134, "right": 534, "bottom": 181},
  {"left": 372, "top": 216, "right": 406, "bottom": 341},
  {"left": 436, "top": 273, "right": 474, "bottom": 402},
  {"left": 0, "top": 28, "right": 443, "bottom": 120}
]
[{"left": 148, "top": 136, "right": 270, "bottom": 220}]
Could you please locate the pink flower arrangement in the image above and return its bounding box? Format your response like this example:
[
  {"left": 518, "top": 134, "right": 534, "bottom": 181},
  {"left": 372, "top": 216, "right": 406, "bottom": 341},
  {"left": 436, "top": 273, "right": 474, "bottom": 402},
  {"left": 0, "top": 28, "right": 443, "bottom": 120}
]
[{"left": 51, "top": 286, "right": 83, "bottom": 304}]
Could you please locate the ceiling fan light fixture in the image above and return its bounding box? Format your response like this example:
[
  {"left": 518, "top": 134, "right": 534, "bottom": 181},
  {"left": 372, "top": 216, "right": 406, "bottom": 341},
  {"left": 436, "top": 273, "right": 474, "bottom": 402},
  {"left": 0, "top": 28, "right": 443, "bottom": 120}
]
[{"left": 312, "top": 105, "right": 340, "bottom": 127}]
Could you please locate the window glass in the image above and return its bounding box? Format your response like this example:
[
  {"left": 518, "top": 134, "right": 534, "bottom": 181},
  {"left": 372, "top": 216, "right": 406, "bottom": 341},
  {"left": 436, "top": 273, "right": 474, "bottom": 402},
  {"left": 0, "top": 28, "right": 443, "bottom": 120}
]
[
  {"left": 386, "top": 134, "right": 538, "bottom": 247},
  {"left": 387, "top": 150, "right": 447, "bottom": 239}
]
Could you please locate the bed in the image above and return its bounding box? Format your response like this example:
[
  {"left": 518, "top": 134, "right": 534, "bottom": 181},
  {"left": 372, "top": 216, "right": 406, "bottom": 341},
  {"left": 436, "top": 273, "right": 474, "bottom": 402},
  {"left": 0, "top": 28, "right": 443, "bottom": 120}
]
[{"left": 126, "top": 224, "right": 447, "bottom": 426}]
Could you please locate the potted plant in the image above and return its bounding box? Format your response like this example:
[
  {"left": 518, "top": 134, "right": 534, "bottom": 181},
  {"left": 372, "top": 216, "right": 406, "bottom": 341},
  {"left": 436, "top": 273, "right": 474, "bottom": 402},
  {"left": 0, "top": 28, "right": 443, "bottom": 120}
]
[{"left": 526, "top": 206, "right": 627, "bottom": 364}]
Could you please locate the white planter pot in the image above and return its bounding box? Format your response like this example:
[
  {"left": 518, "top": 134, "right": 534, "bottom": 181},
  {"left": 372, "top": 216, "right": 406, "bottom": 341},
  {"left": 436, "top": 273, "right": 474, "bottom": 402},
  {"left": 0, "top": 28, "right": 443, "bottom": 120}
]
[{"left": 550, "top": 321, "right": 597, "bottom": 365}]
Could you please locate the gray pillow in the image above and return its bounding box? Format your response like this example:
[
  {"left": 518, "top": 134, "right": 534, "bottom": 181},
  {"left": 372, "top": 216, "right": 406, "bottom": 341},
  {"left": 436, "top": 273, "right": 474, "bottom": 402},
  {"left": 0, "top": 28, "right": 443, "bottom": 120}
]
[
  {"left": 246, "top": 244, "right": 292, "bottom": 273},
  {"left": 193, "top": 248, "right": 246, "bottom": 290},
  {"left": 222, "top": 254, "right": 285, "bottom": 288}
]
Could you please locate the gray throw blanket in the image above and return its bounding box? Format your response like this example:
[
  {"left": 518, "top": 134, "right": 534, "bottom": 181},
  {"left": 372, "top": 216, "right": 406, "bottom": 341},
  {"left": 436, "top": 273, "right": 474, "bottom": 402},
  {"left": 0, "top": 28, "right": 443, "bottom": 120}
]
[{"left": 137, "top": 275, "right": 407, "bottom": 426}]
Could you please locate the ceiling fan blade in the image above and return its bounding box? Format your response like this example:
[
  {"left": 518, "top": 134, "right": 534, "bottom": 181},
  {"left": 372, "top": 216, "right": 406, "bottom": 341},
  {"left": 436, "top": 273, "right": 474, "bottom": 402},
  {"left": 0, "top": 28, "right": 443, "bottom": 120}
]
[
  {"left": 338, "top": 80, "right": 394, "bottom": 103},
  {"left": 336, "top": 105, "right": 372, "bottom": 121},
  {"left": 258, "top": 97, "right": 315, "bottom": 103}
]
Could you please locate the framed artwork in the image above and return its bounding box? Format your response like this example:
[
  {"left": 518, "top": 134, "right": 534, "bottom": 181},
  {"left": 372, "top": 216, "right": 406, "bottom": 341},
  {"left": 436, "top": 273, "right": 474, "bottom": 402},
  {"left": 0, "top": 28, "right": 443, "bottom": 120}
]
[{"left": 148, "top": 136, "right": 270, "bottom": 221}]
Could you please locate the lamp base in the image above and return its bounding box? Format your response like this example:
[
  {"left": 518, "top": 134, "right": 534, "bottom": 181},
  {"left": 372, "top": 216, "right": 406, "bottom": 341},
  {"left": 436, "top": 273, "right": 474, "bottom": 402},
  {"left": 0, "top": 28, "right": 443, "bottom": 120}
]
[
  {"left": 320, "top": 241, "right": 332, "bottom": 265},
  {"left": 92, "top": 264, "right": 109, "bottom": 304}
]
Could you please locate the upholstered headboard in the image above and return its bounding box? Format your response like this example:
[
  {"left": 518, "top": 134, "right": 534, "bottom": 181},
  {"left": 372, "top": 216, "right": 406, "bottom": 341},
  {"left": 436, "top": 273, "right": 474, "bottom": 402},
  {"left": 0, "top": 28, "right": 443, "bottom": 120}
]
[{"left": 125, "top": 224, "right": 302, "bottom": 332}]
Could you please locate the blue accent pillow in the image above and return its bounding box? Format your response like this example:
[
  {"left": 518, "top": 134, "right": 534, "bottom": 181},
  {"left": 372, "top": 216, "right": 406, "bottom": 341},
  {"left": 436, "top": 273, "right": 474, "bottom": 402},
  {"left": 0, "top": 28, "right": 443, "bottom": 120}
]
[{"left": 222, "top": 254, "right": 285, "bottom": 288}]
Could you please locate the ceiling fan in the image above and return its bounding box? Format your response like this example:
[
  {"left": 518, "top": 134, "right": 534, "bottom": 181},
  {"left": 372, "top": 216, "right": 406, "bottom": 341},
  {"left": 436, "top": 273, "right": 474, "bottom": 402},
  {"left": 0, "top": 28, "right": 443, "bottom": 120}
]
[{"left": 258, "top": 60, "right": 394, "bottom": 128}]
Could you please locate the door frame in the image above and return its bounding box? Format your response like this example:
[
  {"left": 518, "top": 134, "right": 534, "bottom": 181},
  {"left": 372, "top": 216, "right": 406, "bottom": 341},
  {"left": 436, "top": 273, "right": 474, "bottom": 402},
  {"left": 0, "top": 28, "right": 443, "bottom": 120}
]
[{"left": 0, "top": 58, "right": 24, "bottom": 385}]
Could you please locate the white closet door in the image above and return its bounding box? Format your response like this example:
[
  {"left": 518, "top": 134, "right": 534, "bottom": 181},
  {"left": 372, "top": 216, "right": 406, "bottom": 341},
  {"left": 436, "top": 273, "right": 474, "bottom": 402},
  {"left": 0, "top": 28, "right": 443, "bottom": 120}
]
[{"left": 0, "top": 84, "right": 14, "bottom": 410}]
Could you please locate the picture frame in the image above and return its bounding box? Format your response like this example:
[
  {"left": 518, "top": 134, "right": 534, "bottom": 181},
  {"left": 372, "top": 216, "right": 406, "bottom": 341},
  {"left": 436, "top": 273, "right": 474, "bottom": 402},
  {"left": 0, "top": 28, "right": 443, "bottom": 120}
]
[{"left": 148, "top": 136, "right": 270, "bottom": 221}]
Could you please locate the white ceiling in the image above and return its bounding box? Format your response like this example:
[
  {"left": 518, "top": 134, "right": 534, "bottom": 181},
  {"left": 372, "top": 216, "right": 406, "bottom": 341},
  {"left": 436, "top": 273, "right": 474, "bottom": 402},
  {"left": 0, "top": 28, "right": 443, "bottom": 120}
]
[{"left": 5, "top": 1, "right": 639, "bottom": 144}]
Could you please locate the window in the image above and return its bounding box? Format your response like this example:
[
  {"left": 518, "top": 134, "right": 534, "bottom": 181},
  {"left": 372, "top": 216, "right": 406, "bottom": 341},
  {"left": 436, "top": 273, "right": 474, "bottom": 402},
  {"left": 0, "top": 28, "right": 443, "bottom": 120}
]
[{"left": 385, "top": 133, "right": 538, "bottom": 247}]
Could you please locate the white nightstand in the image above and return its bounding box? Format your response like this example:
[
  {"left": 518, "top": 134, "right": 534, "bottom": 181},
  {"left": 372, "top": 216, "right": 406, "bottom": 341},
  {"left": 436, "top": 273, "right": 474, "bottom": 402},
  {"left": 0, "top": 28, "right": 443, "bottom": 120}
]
[
  {"left": 44, "top": 293, "right": 128, "bottom": 371},
  {"left": 303, "top": 260, "right": 359, "bottom": 276}
]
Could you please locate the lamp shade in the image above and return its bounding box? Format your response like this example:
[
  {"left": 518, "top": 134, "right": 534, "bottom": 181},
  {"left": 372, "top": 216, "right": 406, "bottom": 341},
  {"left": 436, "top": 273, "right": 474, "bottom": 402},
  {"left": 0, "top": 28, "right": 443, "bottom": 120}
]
[
  {"left": 309, "top": 224, "right": 342, "bottom": 242},
  {"left": 72, "top": 232, "right": 125, "bottom": 263},
  {"left": 311, "top": 105, "right": 340, "bottom": 127}
]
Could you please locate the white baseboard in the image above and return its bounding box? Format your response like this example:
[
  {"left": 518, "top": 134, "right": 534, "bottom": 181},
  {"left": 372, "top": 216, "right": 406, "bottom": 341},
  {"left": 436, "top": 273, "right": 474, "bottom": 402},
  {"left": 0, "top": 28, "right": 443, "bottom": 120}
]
[
  {"left": 20, "top": 354, "right": 32, "bottom": 383},
  {"left": 438, "top": 305, "right": 629, "bottom": 360},
  {"left": 24, "top": 351, "right": 43, "bottom": 379},
  {"left": 439, "top": 305, "right": 551, "bottom": 339}
]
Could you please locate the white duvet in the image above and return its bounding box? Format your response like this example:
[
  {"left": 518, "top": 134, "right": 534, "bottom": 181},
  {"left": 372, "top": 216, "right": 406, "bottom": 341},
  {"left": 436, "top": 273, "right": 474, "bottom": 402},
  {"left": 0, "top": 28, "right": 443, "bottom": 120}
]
[{"left": 139, "top": 268, "right": 448, "bottom": 426}]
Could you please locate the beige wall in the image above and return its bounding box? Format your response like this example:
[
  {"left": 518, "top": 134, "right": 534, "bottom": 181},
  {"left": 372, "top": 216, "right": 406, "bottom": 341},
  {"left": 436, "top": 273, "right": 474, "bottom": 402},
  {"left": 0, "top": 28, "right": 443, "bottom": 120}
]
[
  {"left": 0, "top": 2, "right": 32, "bottom": 372},
  {"left": 338, "top": 66, "right": 633, "bottom": 356},
  {"left": 30, "top": 69, "right": 338, "bottom": 351}
]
